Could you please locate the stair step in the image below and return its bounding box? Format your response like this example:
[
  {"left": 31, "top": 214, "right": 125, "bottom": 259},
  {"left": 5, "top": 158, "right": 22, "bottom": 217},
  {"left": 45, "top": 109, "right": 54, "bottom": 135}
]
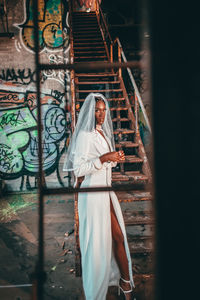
[
  {"left": 124, "top": 211, "right": 154, "bottom": 226},
  {"left": 77, "top": 80, "right": 120, "bottom": 85},
  {"left": 115, "top": 141, "right": 139, "bottom": 148},
  {"left": 123, "top": 155, "right": 143, "bottom": 163},
  {"left": 113, "top": 129, "right": 135, "bottom": 134},
  {"left": 116, "top": 190, "right": 152, "bottom": 202},
  {"left": 129, "top": 236, "right": 153, "bottom": 254},
  {"left": 112, "top": 171, "right": 148, "bottom": 181},
  {"left": 73, "top": 42, "right": 104, "bottom": 45},
  {"left": 73, "top": 30, "right": 100, "bottom": 34},
  {"left": 73, "top": 33, "right": 102, "bottom": 37},
  {"left": 73, "top": 38, "right": 102, "bottom": 41},
  {"left": 73, "top": 11, "right": 96, "bottom": 14},
  {"left": 76, "top": 73, "right": 117, "bottom": 77},
  {"left": 110, "top": 107, "right": 128, "bottom": 111},
  {"left": 112, "top": 118, "right": 129, "bottom": 122},
  {"left": 74, "top": 50, "right": 106, "bottom": 54},
  {"left": 74, "top": 55, "right": 107, "bottom": 59},
  {"left": 73, "top": 14, "right": 97, "bottom": 17},
  {"left": 73, "top": 20, "right": 98, "bottom": 25},
  {"left": 76, "top": 89, "right": 123, "bottom": 93},
  {"left": 73, "top": 46, "right": 105, "bottom": 50},
  {"left": 77, "top": 97, "right": 125, "bottom": 102},
  {"left": 72, "top": 27, "right": 99, "bottom": 31}
]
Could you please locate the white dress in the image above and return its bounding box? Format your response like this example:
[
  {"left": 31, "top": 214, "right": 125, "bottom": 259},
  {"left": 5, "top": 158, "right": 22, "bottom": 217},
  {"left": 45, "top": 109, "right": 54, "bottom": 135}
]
[{"left": 73, "top": 129, "right": 135, "bottom": 300}]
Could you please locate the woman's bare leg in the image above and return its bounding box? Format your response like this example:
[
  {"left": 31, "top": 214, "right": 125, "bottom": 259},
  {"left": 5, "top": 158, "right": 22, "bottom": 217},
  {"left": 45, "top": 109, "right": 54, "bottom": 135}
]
[{"left": 110, "top": 199, "right": 134, "bottom": 298}]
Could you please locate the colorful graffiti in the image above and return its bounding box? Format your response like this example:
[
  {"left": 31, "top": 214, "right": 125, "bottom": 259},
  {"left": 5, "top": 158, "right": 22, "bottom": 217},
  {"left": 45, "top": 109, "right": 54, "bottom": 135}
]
[
  {"left": 0, "top": 86, "right": 69, "bottom": 190},
  {"left": 0, "top": 106, "right": 37, "bottom": 178},
  {"left": 16, "top": 0, "right": 69, "bottom": 52}
]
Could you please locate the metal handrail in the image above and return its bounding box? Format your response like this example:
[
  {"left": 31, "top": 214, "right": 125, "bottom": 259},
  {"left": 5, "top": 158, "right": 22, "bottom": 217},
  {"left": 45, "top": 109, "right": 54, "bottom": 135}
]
[
  {"left": 114, "top": 38, "right": 152, "bottom": 134},
  {"left": 97, "top": 0, "right": 113, "bottom": 45},
  {"left": 96, "top": 0, "right": 113, "bottom": 61}
]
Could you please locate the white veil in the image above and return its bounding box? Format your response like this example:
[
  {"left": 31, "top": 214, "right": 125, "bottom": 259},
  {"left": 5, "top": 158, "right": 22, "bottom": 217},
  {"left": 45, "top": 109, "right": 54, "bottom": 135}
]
[{"left": 63, "top": 93, "right": 115, "bottom": 171}]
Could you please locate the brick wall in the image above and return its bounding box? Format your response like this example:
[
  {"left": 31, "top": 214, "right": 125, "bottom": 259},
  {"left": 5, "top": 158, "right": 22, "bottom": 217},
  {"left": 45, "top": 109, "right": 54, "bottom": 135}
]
[{"left": 0, "top": 0, "right": 71, "bottom": 191}]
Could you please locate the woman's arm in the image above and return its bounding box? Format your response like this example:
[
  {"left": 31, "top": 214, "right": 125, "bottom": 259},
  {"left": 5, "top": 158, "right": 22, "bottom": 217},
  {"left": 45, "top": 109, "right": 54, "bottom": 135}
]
[
  {"left": 73, "top": 132, "right": 103, "bottom": 177},
  {"left": 73, "top": 132, "right": 124, "bottom": 177}
]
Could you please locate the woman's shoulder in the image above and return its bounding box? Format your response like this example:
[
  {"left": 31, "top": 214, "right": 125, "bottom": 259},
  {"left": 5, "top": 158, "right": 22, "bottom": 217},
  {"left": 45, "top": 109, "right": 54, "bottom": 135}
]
[{"left": 77, "top": 130, "right": 95, "bottom": 141}]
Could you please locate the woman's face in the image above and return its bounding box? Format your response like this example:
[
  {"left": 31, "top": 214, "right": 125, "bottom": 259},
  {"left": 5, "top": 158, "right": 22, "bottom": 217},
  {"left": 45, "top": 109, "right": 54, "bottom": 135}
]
[{"left": 95, "top": 100, "right": 106, "bottom": 125}]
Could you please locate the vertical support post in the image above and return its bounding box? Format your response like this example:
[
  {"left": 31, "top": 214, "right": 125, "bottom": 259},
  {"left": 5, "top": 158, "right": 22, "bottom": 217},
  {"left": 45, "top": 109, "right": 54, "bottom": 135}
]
[
  {"left": 110, "top": 43, "right": 113, "bottom": 63},
  {"left": 70, "top": 69, "right": 76, "bottom": 131},
  {"left": 135, "top": 93, "right": 139, "bottom": 135},
  {"left": 118, "top": 44, "right": 122, "bottom": 78},
  {"left": 95, "top": 0, "right": 99, "bottom": 14}
]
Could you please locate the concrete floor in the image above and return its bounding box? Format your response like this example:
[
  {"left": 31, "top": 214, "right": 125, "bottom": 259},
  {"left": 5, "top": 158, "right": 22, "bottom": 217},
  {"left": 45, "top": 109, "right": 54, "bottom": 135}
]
[{"left": 0, "top": 193, "right": 154, "bottom": 300}]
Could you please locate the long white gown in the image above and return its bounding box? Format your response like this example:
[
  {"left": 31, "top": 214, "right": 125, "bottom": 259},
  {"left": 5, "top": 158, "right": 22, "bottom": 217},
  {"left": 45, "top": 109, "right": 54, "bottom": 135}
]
[{"left": 73, "top": 129, "right": 135, "bottom": 300}]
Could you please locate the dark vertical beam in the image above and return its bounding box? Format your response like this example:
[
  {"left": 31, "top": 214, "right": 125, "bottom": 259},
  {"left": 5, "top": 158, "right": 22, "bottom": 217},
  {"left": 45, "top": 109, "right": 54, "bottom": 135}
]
[
  {"left": 150, "top": 0, "right": 200, "bottom": 299},
  {"left": 32, "top": 1, "right": 46, "bottom": 299}
]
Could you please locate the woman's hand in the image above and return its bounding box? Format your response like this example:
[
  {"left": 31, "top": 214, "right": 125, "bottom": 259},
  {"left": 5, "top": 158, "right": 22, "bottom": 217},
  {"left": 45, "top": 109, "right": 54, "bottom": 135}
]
[{"left": 100, "top": 151, "right": 125, "bottom": 164}]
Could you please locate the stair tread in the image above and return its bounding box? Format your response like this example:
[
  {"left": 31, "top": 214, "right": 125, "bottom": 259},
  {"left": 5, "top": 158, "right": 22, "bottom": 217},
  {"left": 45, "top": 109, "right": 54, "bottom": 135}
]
[
  {"left": 112, "top": 118, "right": 129, "bottom": 122},
  {"left": 73, "top": 34, "right": 101, "bottom": 37},
  {"left": 77, "top": 97, "right": 125, "bottom": 101},
  {"left": 110, "top": 107, "right": 128, "bottom": 111},
  {"left": 124, "top": 155, "right": 143, "bottom": 163},
  {"left": 76, "top": 89, "right": 123, "bottom": 93},
  {"left": 113, "top": 171, "right": 148, "bottom": 178},
  {"left": 77, "top": 80, "right": 120, "bottom": 85},
  {"left": 115, "top": 141, "right": 139, "bottom": 147},
  {"left": 73, "top": 42, "right": 104, "bottom": 45},
  {"left": 74, "top": 50, "right": 106, "bottom": 54},
  {"left": 74, "top": 38, "right": 102, "bottom": 41},
  {"left": 74, "top": 55, "right": 107, "bottom": 58},
  {"left": 76, "top": 73, "right": 117, "bottom": 77},
  {"left": 72, "top": 28, "right": 99, "bottom": 31},
  {"left": 73, "top": 45, "right": 105, "bottom": 52},
  {"left": 124, "top": 211, "right": 154, "bottom": 226},
  {"left": 113, "top": 128, "right": 135, "bottom": 134},
  {"left": 116, "top": 190, "right": 152, "bottom": 202}
]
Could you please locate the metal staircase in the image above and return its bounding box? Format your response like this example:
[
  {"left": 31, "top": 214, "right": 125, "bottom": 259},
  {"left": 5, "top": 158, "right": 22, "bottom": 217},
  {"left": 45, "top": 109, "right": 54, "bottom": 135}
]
[{"left": 69, "top": 2, "right": 154, "bottom": 291}]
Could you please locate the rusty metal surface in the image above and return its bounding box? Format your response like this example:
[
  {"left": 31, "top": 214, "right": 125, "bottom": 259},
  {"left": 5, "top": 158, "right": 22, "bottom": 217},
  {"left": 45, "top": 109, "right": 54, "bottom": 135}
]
[{"left": 39, "top": 60, "right": 141, "bottom": 71}]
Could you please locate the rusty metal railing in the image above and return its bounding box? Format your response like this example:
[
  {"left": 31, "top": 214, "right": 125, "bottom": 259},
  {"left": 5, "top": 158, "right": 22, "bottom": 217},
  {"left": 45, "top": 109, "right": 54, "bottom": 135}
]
[
  {"left": 96, "top": 0, "right": 113, "bottom": 62},
  {"left": 113, "top": 37, "right": 152, "bottom": 135}
]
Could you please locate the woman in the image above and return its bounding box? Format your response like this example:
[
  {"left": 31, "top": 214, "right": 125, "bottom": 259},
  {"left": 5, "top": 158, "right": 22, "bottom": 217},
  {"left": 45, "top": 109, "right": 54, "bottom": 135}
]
[{"left": 63, "top": 93, "right": 135, "bottom": 300}]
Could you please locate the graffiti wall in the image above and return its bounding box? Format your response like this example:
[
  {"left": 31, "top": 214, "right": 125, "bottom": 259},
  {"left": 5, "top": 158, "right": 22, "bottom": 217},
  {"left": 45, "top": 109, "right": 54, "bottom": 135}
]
[{"left": 0, "top": 0, "right": 71, "bottom": 191}]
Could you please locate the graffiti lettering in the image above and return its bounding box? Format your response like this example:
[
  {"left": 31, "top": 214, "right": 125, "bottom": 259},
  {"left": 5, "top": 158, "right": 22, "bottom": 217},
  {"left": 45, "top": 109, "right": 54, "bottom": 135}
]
[
  {"left": 50, "top": 89, "right": 65, "bottom": 103},
  {"left": 0, "top": 111, "right": 27, "bottom": 129},
  {"left": 0, "top": 93, "right": 19, "bottom": 102},
  {"left": 0, "top": 68, "right": 36, "bottom": 85},
  {"left": 0, "top": 144, "right": 17, "bottom": 173},
  {"left": 43, "top": 54, "right": 70, "bottom": 86}
]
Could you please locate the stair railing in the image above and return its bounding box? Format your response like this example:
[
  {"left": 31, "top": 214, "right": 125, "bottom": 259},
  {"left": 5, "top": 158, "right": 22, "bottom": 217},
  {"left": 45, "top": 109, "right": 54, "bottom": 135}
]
[
  {"left": 95, "top": 0, "right": 113, "bottom": 62},
  {"left": 113, "top": 38, "right": 152, "bottom": 133},
  {"left": 113, "top": 37, "right": 152, "bottom": 135}
]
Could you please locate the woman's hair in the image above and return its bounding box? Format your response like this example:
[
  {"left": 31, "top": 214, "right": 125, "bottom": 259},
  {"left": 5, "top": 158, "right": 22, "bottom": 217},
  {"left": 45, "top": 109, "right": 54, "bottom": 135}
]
[{"left": 95, "top": 97, "right": 105, "bottom": 103}]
